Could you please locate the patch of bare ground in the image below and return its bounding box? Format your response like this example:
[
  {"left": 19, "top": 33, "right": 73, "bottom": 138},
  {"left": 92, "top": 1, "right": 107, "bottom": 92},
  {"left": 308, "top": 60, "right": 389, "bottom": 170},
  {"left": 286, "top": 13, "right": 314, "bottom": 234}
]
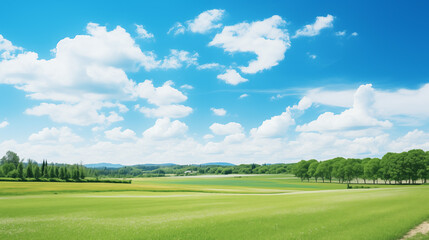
[{"left": 401, "top": 221, "right": 429, "bottom": 239}]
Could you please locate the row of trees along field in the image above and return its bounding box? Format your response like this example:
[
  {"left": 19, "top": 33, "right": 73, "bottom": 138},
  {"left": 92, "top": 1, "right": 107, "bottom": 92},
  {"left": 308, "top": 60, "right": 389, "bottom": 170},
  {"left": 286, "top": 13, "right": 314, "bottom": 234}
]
[
  {"left": 95, "top": 163, "right": 292, "bottom": 178},
  {"left": 1, "top": 151, "right": 85, "bottom": 181},
  {"left": 293, "top": 149, "right": 429, "bottom": 184}
]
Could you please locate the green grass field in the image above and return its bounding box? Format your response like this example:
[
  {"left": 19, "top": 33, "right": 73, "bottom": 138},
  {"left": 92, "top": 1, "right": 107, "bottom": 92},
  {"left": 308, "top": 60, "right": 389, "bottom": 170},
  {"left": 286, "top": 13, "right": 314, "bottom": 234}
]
[{"left": 1, "top": 174, "right": 428, "bottom": 239}]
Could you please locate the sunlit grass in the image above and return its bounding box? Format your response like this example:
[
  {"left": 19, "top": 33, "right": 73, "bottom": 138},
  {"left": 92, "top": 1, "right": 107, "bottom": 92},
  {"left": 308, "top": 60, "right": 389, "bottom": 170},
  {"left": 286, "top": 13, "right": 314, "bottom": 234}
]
[{"left": 1, "top": 175, "right": 428, "bottom": 239}]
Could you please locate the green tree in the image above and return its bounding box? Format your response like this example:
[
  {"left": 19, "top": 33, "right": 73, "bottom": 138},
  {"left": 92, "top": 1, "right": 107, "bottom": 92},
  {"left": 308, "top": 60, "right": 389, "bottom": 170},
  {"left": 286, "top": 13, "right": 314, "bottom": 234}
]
[
  {"left": 307, "top": 161, "right": 319, "bottom": 182},
  {"left": 34, "top": 165, "right": 41, "bottom": 180},
  {"left": 332, "top": 158, "right": 346, "bottom": 183},
  {"left": 2, "top": 163, "right": 15, "bottom": 176},
  {"left": 315, "top": 161, "right": 331, "bottom": 183},
  {"left": 26, "top": 160, "right": 34, "bottom": 178},
  {"left": 7, "top": 170, "right": 18, "bottom": 178},
  {"left": 17, "top": 162, "right": 24, "bottom": 179},
  {"left": 42, "top": 161, "right": 49, "bottom": 178},
  {"left": 364, "top": 158, "right": 380, "bottom": 184},
  {"left": 293, "top": 160, "right": 310, "bottom": 182},
  {"left": 72, "top": 166, "right": 80, "bottom": 180},
  {"left": 49, "top": 165, "right": 56, "bottom": 178},
  {"left": 405, "top": 149, "right": 426, "bottom": 184},
  {"left": 1, "top": 151, "right": 20, "bottom": 167}
]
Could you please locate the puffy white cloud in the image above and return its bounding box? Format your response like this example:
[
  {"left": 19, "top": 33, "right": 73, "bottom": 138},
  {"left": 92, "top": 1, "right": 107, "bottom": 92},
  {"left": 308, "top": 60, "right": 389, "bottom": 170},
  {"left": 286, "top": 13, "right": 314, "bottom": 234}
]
[
  {"left": 217, "top": 69, "right": 248, "bottom": 85},
  {"left": 143, "top": 118, "right": 188, "bottom": 139},
  {"left": 0, "top": 121, "right": 9, "bottom": 128},
  {"left": 104, "top": 127, "right": 136, "bottom": 141},
  {"left": 197, "top": 63, "right": 223, "bottom": 70},
  {"left": 306, "top": 83, "right": 429, "bottom": 120},
  {"left": 251, "top": 111, "right": 295, "bottom": 138},
  {"left": 135, "top": 80, "right": 192, "bottom": 118},
  {"left": 388, "top": 130, "right": 429, "bottom": 152},
  {"left": 209, "top": 15, "right": 290, "bottom": 74},
  {"left": 0, "top": 34, "right": 23, "bottom": 59},
  {"left": 351, "top": 32, "right": 358, "bottom": 36},
  {"left": 209, "top": 122, "right": 243, "bottom": 135},
  {"left": 211, "top": 107, "right": 226, "bottom": 116},
  {"left": 0, "top": 23, "right": 150, "bottom": 125},
  {"left": 0, "top": 23, "right": 198, "bottom": 126},
  {"left": 251, "top": 97, "right": 311, "bottom": 138},
  {"left": 135, "top": 80, "right": 187, "bottom": 106},
  {"left": 139, "top": 104, "right": 193, "bottom": 118},
  {"left": 29, "top": 127, "right": 83, "bottom": 143},
  {"left": 306, "top": 88, "right": 355, "bottom": 108},
  {"left": 135, "top": 24, "right": 154, "bottom": 39},
  {"left": 224, "top": 133, "right": 246, "bottom": 143},
  {"left": 160, "top": 49, "right": 198, "bottom": 69},
  {"left": 25, "top": 102, "right": 123, "bottom": 126},
  {"left": 298, "top": 84, "right": 392, "bottom": 132},
  {"left": 187, "top": 9, "right": 225, "bottom": 33},
  {"left": 293, "top": 14, "right": 334, "bottom": 38},
  {"left": 373, "top": 84, "right": 429, "bottom": 119},
  {"left": 309, "top": 54, "right": 317, "bottom": 59},
  {"left": 167, "top": 22, "right": 186, "bottom": 35},
  {"left": 290, "top": 96, "right": 312, "bottom": 111}
]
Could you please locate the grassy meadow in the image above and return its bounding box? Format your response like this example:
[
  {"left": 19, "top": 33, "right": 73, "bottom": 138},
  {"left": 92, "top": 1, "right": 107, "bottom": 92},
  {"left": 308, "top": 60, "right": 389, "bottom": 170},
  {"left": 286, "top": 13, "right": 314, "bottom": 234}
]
[{"left": 1, "top": 174, "right": 428, "bottom": 239}]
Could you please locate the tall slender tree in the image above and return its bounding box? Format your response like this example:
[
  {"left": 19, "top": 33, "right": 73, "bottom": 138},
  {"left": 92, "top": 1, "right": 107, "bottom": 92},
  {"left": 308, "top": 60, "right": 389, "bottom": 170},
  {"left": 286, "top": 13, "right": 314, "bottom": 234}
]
[
  {"left": 17, "top": 162, "right": 24, "bottom": 179},
  {"left": 26, "top": 160, "right": 34, "bottom": 178},
  {"left": 34, "top": 165, "right": 41, "bottom": 180}
]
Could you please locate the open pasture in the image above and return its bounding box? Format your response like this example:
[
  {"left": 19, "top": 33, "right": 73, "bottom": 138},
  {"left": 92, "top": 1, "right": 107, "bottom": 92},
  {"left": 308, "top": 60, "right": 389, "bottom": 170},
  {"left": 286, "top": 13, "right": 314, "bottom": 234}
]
[{"left": 1, "top": 175, "right": 428, "bottom": 240}]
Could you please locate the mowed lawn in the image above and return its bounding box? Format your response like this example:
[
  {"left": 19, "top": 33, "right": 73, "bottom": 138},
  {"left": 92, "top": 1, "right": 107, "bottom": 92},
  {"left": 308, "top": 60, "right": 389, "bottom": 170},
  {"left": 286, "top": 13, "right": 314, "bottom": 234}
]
[{"left": 0, "top": 175, "right": 428, "bottom": 240}]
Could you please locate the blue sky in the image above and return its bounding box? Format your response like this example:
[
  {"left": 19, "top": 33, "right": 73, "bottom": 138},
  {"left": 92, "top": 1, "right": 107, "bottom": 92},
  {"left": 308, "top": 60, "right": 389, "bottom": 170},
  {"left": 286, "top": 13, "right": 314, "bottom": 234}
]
[{"left": 0, "top": 0, "right": 429, "bottom": 164}]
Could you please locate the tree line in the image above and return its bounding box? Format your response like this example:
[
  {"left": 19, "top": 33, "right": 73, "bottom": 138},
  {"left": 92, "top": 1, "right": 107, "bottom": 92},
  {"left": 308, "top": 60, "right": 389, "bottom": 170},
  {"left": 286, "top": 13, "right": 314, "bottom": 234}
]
[
  {"left": 3, "top": 149, "right": 428, "bottom": 184},
  {"left": 292, "top": 149, "right": 429, "bottom": 184},
  {"left": 92, "top": 163, "right": 292, "bottom": 178},
  {"left": 1, "top": 151, "right": 86, "bottom": 181}
]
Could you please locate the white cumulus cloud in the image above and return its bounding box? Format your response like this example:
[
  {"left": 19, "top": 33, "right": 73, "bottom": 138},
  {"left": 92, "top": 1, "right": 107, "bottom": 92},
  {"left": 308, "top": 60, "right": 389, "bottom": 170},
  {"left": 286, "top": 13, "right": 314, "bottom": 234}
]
[
  {"left": 306, "top": 83, "right": 429, "bottom": 121},
  {"left": 0, "top": 23, "right": 197, "bottom": 126},
  {"left": 143, "top": 118, "right": 188, "bottom": 139},
  {"left": 251, "top": 111, "right": 295, "bottom": 138},
  {"left": 209, "top": 15, "right": 290, "bottom": 74},
  {"left": 0, "top": 34, "right": 23, "bottom": 59},
  {"left": 217, "top": 69, "right": 248, "bottom": 85},
  {"left": 29, "top": 127, "right": 83, "bottom": 143},
  {"left": 139, "top": 105, "right": 193, "bottom": 118},
  {"left": 209, "top": 122, "right": 243, "bottom": 136},
  {"left": 25, "top": 102, "right": 123, "bottom": 126},
  {"left": 135, "top": 80, "right": 187, "bottom": 106},
  {"left": 105, "top": 127, "right": 137, "bottom": 141},
  {"left": 297, "top": 84, "right": 392, "bottom": 132},
  {"left": 211, "top": 108, "right": 226, "bottom": 116}
]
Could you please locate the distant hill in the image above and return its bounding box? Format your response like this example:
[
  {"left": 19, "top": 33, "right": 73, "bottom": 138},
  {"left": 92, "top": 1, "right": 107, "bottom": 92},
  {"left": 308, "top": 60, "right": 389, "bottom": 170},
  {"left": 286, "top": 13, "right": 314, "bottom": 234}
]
[
  {"left": 85, "top": 162, "right": 234, "bottom": 168},
  {"left": 84, "top": 163, "right": 125, "bottom": 169},
  {"left": 201, "top": 162, "right": 235, "bottom": 166},
  {"left": 136, "top": 163, "right": 177, "bottom": 167}
]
